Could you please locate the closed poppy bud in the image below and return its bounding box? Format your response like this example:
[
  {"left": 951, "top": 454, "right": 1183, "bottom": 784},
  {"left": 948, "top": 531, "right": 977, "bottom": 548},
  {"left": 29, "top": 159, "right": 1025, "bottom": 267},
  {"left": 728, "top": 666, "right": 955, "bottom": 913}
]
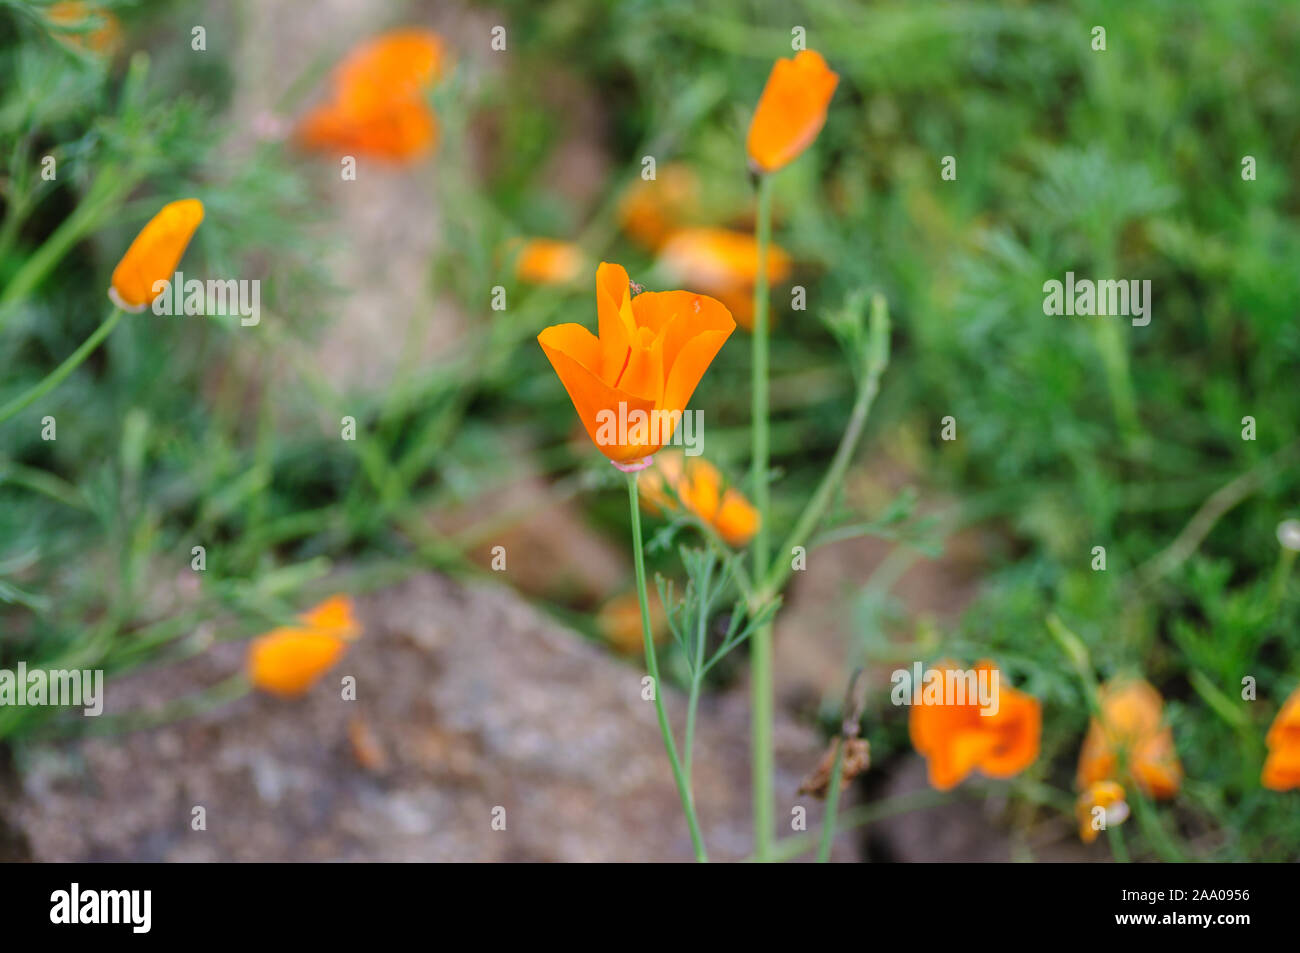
[
  {"left": 746, "top": 50, "right": 839, "bottom": 174},
  {"left": 1076, "top": 677, "right": 1182, "bottom": 799},
  {"left": 247, "top": 595, "right": 360, "bottom": 698},
  {"left": 1076, "top": 780, "right": 1129, "bottom": 844},
  {"left": 538, "top": 262, "right": 735, "bottom": 466},
  {"left": 108, "top": 199, "right": 204, "bottom": 312},
  {"left": 639, "top": 450, "right": 760, "bottom": 547},
  {"left": 1262, "top": 684, "right": 1300, "bottom": 791}
]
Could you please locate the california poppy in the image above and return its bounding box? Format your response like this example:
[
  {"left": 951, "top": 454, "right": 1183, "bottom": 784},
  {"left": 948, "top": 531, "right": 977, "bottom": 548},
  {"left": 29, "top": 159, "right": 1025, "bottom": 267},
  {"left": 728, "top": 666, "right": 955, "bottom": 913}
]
[
  {"left": 1076, "top": 780, "right": 1130, "bottom": 844},
  {"left": 1262, "top": 684, "right": 1300, "bottom": 791},
  {"left": 639, "top": 449, "right": 760, "bottom": 547},
  {"left": 296, "top": 29, "right": 446, "bottom": 161},
  {"left": 658, "top": 227, "right": 792, "bottom": 330},
  {"left": 618, "top": 163, "right": 701, "bottom": 251},
  {"left": 1076, "top": 677, "right": 1182, "bottom": 799},
  {"left": 108, "top": 199, "right": 204, "bottom": 312},
  {"left": 908, "top": 659, "right": 1042, "bottom": 790},
  {"left": 247, "top": 595, "right": 360, "bottom": 698},
  {"left": 746, "top": 50, "right": 839, "bottom": 174},
  {"left": 537, "top": 262, "right": 735, "bottom": 467},
  {"left": 513, "top": 238, "right": 585, "bottom": 286}
]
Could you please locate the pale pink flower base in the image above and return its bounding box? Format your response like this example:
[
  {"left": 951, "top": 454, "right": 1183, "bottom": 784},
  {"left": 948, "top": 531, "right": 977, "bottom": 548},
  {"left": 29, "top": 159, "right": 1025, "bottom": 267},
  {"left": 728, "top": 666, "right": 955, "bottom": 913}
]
[{"left": 610, "top": 455, "right": 655, "bottom": 473}]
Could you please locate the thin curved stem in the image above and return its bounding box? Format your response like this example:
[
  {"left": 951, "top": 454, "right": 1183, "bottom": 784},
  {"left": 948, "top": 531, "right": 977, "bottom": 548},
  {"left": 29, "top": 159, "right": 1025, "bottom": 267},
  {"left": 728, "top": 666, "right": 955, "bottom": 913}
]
[
  {"left": 626, "top": 471, "right": 708, "bottom": 862},
  {"left": 0, "top": 305, "right": 124, "bottom": 426}
]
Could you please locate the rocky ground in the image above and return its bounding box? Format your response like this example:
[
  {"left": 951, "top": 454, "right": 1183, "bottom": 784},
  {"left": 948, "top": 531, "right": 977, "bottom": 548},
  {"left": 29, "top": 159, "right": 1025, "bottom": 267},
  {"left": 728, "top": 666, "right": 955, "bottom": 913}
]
[{"left": 3, "top": 572, "right": 857, "bottom": 862}]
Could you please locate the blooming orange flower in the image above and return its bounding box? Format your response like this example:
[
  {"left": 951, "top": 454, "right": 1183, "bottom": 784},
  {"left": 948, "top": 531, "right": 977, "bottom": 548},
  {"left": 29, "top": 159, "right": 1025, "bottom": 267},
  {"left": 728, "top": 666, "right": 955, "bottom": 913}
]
[
  {"left": 514, "top": 238, "right": 585, "bottom": 286},
  {"left": 1076, "top": 780, "right": 1130, "bottom": 844},
  {"left": 746, "top": 50, "right": 839, "bottom": 174},
  {"left": 296, "top": 29, "right": 446, "bottom": 161},
  {"left": 618, "top": 163, "right": 701, "bottom": 251},
  {"left": 658, "top": 227, "right": 792, "bottom": 330},
  {"left": 247, "top": 595, "right": 361, "bottom": 698},
  {"left": 537, "top": 262, "right": 735, "bottom": 466},
  {"left": 1262, "top": 684, "right": 1300, "bottom": 791},
  {"left": 47, "top": 1, "right": 122, "bottom": 55},
  {"left": 639, "top": 450, "right": 759, "bottom": 547},
  {"left": 1077, "top": 677, "right": 1182, "bottom": 799},
  {"left": 908, "top": 659, "right": 1042, "bottom": 790},
  {"left": 108, "top": 199, "right": 204, "bottom": 312}
]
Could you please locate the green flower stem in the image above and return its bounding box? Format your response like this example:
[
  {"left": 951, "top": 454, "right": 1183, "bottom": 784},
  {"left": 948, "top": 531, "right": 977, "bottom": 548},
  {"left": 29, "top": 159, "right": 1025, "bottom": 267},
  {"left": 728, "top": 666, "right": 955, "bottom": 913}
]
[
  {"left": 749, "top": 172, "right": 775, "bottom": 860},
  {"left": 755, "top": 298, "right": 889, "bottom": 606},
  {"left": 815, "top": 737, "right": 848, "bottom": 863},
  {"left": 682, "top": 554, "right": 713, "bottom": 788},
  {"left": 0, "top": 305, "right": 124, "bottom": 427},
  {"left": 626, "top": 471, "right": 708, "bottom": 862}
]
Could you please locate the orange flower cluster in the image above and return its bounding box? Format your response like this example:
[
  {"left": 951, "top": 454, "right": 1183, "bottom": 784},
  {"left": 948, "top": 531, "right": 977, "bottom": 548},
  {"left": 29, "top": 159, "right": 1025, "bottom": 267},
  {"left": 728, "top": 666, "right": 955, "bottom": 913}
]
[
  {"left": 908, "top": 660, "right": 1042, "bottom": 791},
  {"left": 638, "top": 450, "right": 759, "bottom": 547},
  {"left": 1074, "top": 678, "right": 1182, "bottom": 842},
  {"left": 538, "top": 262, "right": 734, "bottom": 465},
  {"left": 108, "top": 199, "right": 205, "bottom": 311},
  {"left": 246, "top": 595, "right": 361, "bottom": 698},
  {"left": 1262, "top": 684, "right": 1300, "bottom": 791},
  {"left": 296, "top": 30, "right": 446, "bottom": 161}
]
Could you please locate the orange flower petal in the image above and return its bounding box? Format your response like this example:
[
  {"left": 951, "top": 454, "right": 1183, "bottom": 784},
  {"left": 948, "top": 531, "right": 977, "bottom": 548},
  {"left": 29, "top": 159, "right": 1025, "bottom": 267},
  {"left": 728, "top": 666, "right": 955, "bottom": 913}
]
[
  {"left": 746, "top": 50, "right": 839, "bottom": 174},
  {"left": 514, "top": 238, "right": 585, "bottom": 285},
  {"left": 247, "top": 595, "right": 360, "bottom": 698},
  {"left": 539, "top": 263, "right": 735, "bottom": 463},
  {"left": 108, "top": 199, "right": 204, "bottom": 311}
]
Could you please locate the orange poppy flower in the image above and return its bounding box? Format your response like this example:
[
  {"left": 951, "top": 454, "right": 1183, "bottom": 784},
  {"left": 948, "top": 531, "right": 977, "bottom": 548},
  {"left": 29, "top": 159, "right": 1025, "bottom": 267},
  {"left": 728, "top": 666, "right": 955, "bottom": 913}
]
[
  {"left": 618, "top": 163, "right": 701, "bottom": 251},
  {"left": 247, "top": 595, "right": 361, "bottom": 698},
  {"left": 108, "top": 199, "right": 204, "bottom": 312},
  {"left": 908, "top": 659, "right": 1042, "bottom": 790},
  {"left": 1076, "top": 677, "right": 1182, "bottom": 799},
  {"left": 746, "top": 50, "right": 839, "bottom": 174},
  {"left": 47, "top": 1, "right": 122, "bottom": 55},
  {"left": 537, "top": 262, "right": 735, "bottom": 466},
  {"left": 1076, "top": 780, "right": 1130, "bottom": 844},
  {"left": 658, "top": 228, "right": 792, "bottom": 331},
  {"left": 296, "top": 29, "right": 446, "bottom": 161},
  {"left": 639, "top": 450, "right": 759, "bottom": 547},
  {"left": 1262, "top": 684, "right": 1300, "bottom": 791},
  {"left": 514, "top": 238, "right": 585, "bottom": 286}
]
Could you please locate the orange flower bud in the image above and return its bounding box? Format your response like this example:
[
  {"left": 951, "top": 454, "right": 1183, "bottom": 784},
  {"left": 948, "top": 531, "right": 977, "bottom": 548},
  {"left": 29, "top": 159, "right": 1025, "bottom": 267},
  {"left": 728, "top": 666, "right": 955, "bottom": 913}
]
[
  {"left": 746, "top": 50, "right": 839, "bottom": 174},
  {"left": 1076, "top": 780, "right": 1129, "bottom": 843},
  {"left": 247, "top": 595, "right": 360, "bottom": 698},
  {"left": 108, "top": 199, "right": 204, "bottom": 312},
  {"left": 639, "top": 450, "right": 759, "bottom": 547},
  {"left": 1077, "top": 677, "right": 1182, "bottom": 799},
  {"left": 537, "top": 263, "right": 735, "bottom": 465}
]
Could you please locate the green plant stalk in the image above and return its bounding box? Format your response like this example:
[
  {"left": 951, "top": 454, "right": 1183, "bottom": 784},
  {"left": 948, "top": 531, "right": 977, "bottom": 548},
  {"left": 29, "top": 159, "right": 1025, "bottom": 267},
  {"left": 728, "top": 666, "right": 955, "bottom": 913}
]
[
  {"left": 0, "top": 305, "right": 124, "bottom": 426},
  {"left": 626, "top": 471, "right": 708, "bottom": 862},
  {"left": 816, "top": 738, "right": 848, "bottom": 862},
  {"left": 749, "top": 172, "right": 775, "bottom": 860},
  {"left": 682, "top": 555, "right": 713, "bottom": 788},
  {"left": 756, "top": 301, "right": 889, "bottom": 605}
]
